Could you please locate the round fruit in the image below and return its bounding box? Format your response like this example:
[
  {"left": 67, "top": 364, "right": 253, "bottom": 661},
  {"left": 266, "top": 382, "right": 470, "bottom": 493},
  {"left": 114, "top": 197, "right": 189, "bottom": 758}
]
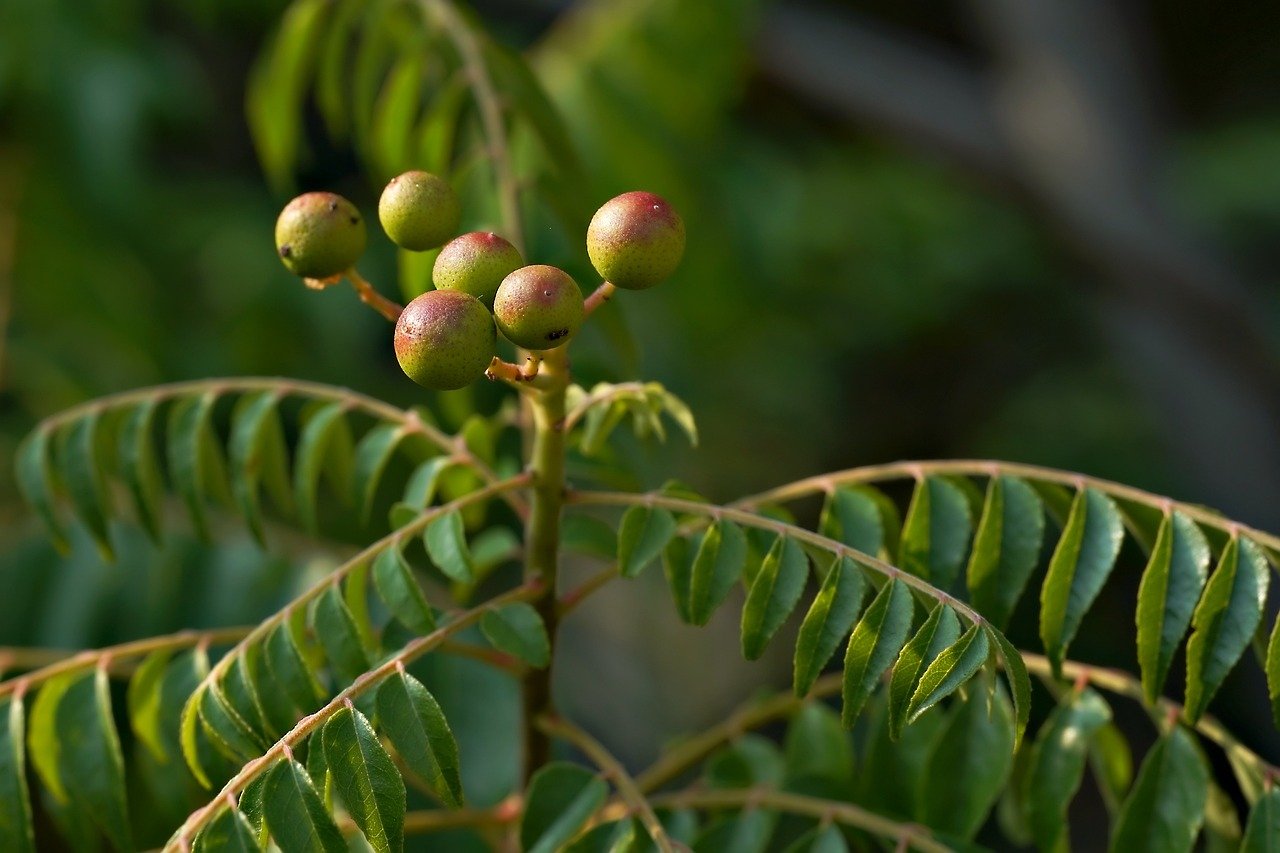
[
  {"left": 378, "top": 171, "right": 461, "bottom": 251},
  {"left": 275, "top": 192, "right": 367, "bottom": 279},
  {"left": 493, "top": 265, "right": 584, "bottom": 351},
  {"left": 586, "top": 191, "right": 685, "bottom": 290},
  {"left": 394, "top": 290, "right": 496, "bottom": 390},
  {"left": 433, "top": 232, "right": 523, "bottom": 309}
]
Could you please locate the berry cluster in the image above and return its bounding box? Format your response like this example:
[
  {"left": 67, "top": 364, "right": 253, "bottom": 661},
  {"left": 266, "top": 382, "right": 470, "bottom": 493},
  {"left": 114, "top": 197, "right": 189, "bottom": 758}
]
[{"left": 275, "top": 172, "right": 685, "bottom": 390}]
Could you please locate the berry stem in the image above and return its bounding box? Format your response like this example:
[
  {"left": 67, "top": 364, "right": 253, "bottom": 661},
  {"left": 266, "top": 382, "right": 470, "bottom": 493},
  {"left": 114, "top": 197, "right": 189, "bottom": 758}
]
[
  {"left": 345, "top": 268, "right": 404, "bottom": 322},
  {"left": 582, "top": 281, "right": 616, "bottom": 317}
]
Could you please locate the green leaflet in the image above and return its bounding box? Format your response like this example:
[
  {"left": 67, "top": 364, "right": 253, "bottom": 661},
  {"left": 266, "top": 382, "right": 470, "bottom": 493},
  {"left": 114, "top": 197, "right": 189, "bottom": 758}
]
[
  {"left": 782, "top": 703, "right": 854, "bottom": 788},
  {"left": 563, "top": 818, "right": 640, "bottom": 853},
  {"left": 127, "top": 649, "right": 173, "bottom": 763},
  {"left": 1242, "top": 789, "right": 1280, "bottom": 852},
  {"left": 520, "top": 762, "right": 609, "bottom": 853},
  {"left": 841, "top": 578, "right": 914, "bottom": 726},
  {"left": 663, "top": 535, "right": 694, "bottom": 622},
  {"left": 1136, "top": 512, "right": 1211, "bottom": 704},
  {"left": 262, "top": 757, "right": 346, "bottom": 853},
  {"left": 859, "top": 693, "right": 947, "bottom": 820},
  {"left": 1023, "top": 688, "right": 1112, "bottom": 851},
  {"left": 819, "top": 486, "right": 885, "bottom": 556},
  {"left": 167, "top": 392, "right": 231, "bottom": 541},
  {"left": 706, "top": 735, "right": 785, "bottom": 789},
  {"left": 1110, "top": 727, "right": 1209, "bottom": 853},
  {"left": 293, "top": 402, "right": 354, "bottom": 533},
  {"left": 906, "top": 623, "right": 990, "bottom": 724},
  {"left": 1205, "top": 784, "right": 1243, "bottom": 853},
  {"left": 375, "top": 669, "right": 464, "bottom": 807},
  {"left": 898, "top": 476, "right": 973, "bottom": 590},
  {"left": 0, "top": 698, "right": 33, "bottom": 853},
  {"left": 195, "top": 807, "right": 264, "bottom": 852},
  {"left": 1267, "top": 614, "right": 1280, "bottom": 730},
  {"left": 311, "top": 584, "right": 372, "bottom": 683},
  {"left": 1185, "top": 538, "right": 1270, "bottom": 723},
  {"left": 482, "top": 602, "right": 551, "bottom": 668},
  {"left": 58, "top": 410, "right": 114, "bottom": 558},
  {"left": 53, "top": 670, "right": 132, "bottom": 851},
  {"left": 352, "top": 423, "right": 410, "bottom": 526},
  {"left": 966, "top": 476, "right": 1045, "bottom": 628},
  {"left": 425, "top": 509, "right": 475, "bottom": 583},
  {"left": 199, "top": 683, "right": 269, "bottom": 764},
  {"left": 243, "top": 643, "right": 298, "bottom": 741},
  {"left": 987, "top": 624, "right": 1032, "bottom": 750},
  {"left": 321, "top": 706, "right": 406, "bottom": 853},
  {"left": 692, "top": 809, "right": 777, "bottom": 853},
  {"left": 689, "top": 521, "right": 748, "bottom": 625},
  {"left": 28, "top": 673, "right": 78, "bottom": 804},
  {"left": 887, "top": 604, "right": 960, "bottom": 739},
  {"left": 793, "top": 555, "right": 866, "bottom": 697},
  {"left": 223, "top": 653, "right": 275, "bottom": 742},
  {"left": 783, "top": 824, "right": 849, "bottom": 853},
  {"left": 1038, "top": 487, "right": 1124, "bottom": 675},
  {"left": 562, "top": 514, "right": 618, "bottom": 561},
  {"left": 917, "top": 682, "right": 1015, "bottom": 840},
  {"left": 1090, "top": 722, "right": 1134, "bottom": 816},
  {"left": 228, "top": 392, "right": 294, "bottom": 545},
  {"left": 117, "top": 399, "right": 164, "bottom": 542},
  {"left": 264, "top": 619, "right": 326, "bottom": 716},
  {"left": 617, "top": 505, "right": 677, "bottom": 578},
  {"left": 15, "top": 427, "right": 69, "bottom": 551},
  {"left": 373, "top": 547, "right": 436, "bottom": 635},
  {"left": 741, "top": 537, "right": 810, "bottom": 660}
]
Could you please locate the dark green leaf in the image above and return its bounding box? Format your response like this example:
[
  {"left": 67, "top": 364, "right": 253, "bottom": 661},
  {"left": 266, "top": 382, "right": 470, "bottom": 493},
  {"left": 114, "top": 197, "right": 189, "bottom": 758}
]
[
  {"left": 689, "top": 521, "right": 748, "bottom": 625},
  {"left": 264, "top": 620, "right": 326, "bottom": 716},
  {"left": 562, "top": 514, "right": 618, "bottom": 561},
  {"left": 1090, "top": 722, "right": 1134, "bottom": 815},
  {"left": 859, "top": 694, "right": 947, "bottom": 818},
  {"left": 618, "top": 506, "right": 677, "bottom": 578},
  {"left": 376, "top": 669, "right": 463, "bottom": 807},
  {"left": 1024, "top": 688, "right": 1112, "bottom": 851},
  {"left": 1137, "top": 512, "right": 1211, "bottom": 704},
  {"left": 841, "top": 578, "right": 914, "bottom": 726},
  {"left": 820, "top": 486, "right": 884, "bottom": 556},
  {"left": 898, "top": 476, "right": 972, "bottom": 590},
  {"left": 425, "top": 509, "right": 474, "bottom": 583},
  {"left": 793, "top": 555, "right": 866, "bottom": 697},
  {"left": 0, "top": 698, "right": 33, "bottom": 853},
  {"left": 742, "top": 537, "right": 810, "bottom": 660},
  {"left": 199, "top": 683, "right": 269, "bottom": 763},
  {"left": 58, "top": 411, "right": 114, "bottom": 557},
  {"left": 662, "top": 535, "right": 694, "bottom": 622},
  {"left": 1039, "top": 487, "right": 1124, "bottom": 675},
  {"left": 400, "top": 456, "right": 455, "bottom": 511},
  {"left": 1110, "top": 727, "right": 1209, "bottom": 853},
  {"left": 692, "top": 810, "right": 777, "bottom": 853},
  {"left": 1242, "top": 789, "right": 1280, "bottom": 853},
  {"left": 222, "top": 653, "right": 275, "bottom": 742},
  {"left": 312, "top": 584, "right": 372, "bottom": 683},
  {"left": 482, "top": 602, "right": 551, "bottom": 668},
  {"left": 783, "top": 824, "right": 848, "bottom": 853},
  {"left": 352, "top": 423, "right": 409, "bottom": 526},
  {"left": 55, "top": 670, "right": 132, "bottom": 851},
  {"left": 195, "top": 807, "right": 264, "bottom": 852},
  {"left": 520, "top": 762, "right": 609, "bottom": 853},
  {"left": 966, "top": 476, "right": 1044, "bottom": 628},
  {"left": 373, "top": 547, "right": 436, "bottom": 635},
  {"left": 706, "top": 735, "right": 784, "bottom": 789},
  {"left": 229, "top": 392, "right": 293, "bottom": 546},
  {"left": 15, "top": 427, "right": 69, "bottom": 550},
  {"left": 1185, "top": 537, "right": 1270, "bottom": 722},
  {"left": 294, "top": 402, "right": 354, "bottom": 534},
  {"left": 987, "top": 624, "right": 1032, "bottom": 750},
  {"left": 907, "top": 623, "right": 990, "bottom": 723},
  {"left": 322, "top": 706, "right": 406, "bottom": 853},
  {"left": 262, "top": 757, "right": 345, "bottom": 853},
  {"left": 782, "top": 703, "right": 853, "bottom": 787},
  {"left": 167, "top": 392, "right": 229, "bottom": 541},
  {"left": 887, "top": 604, "right": 960, "bottom": 738},
  {"left": 242, "top": 642, "right": 297, "bottom": 741},
  {"left": 117, "top": 400, "right": 164, "bottom": 542}
]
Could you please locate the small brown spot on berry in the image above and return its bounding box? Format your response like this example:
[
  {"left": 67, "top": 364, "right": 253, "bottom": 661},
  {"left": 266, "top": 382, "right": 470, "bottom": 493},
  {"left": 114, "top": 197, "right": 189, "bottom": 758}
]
[
  {"left": 279, "top": 245, "right": 292, "bottom": 258},
  {"left": 547, "top": 328, "right": 568, "bottom": 341},
  {"left": 329, "top": 200, "right": 339, "bottom": 212}
]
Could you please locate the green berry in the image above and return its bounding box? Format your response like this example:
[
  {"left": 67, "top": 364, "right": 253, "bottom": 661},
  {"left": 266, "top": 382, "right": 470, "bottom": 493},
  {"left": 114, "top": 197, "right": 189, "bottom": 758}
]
[
  {"left": 394, "top": 290, "right": 496, "bottom": 390},
  {"left": 378, "top": 170, "right": 461, "bottom": 251},
  {"left": 493, "top": 265, "right": 583, "bottom": 351},
  {"left": 433, "top": 232, "right": 523, "bottom": 309},
  {"left": 274, "top": 192, "right": 367, "bottom": 279},
  {"left": 586, "top": 191, "right": 685, "bottom": 290}
]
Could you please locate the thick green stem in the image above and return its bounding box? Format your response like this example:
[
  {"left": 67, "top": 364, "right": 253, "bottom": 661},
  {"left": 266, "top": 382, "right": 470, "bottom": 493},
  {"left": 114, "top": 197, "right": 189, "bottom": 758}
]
[{"left": 522, "top": 347, "right": 569, "bottom": 779}]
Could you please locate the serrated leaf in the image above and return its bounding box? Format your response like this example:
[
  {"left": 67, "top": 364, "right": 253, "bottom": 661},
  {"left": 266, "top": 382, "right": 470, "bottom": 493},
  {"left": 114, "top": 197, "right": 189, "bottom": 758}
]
[
  {"left": 899, "top": 476, "right": 972, "bottom": 590},
  {"left": 195, "top": 807, "right": 263, "bottom": 852},
  {"left": 520, "top": 762, "right": 609, "bottom": 853},
  {"left": 1039, "top": 487, "right": 1124, "bottom": 675},
  {"left": 373, "top": 547, "right": 436, "bottom": 635},
  {"left": 15, "top": 427, "right": 69, "bottom": 550},
  {"left": 742, "top": 537, "right": 810, "bottom": 660},
  {"left": 689, "top": 521, "right": 748, "bottom": 625},
  {"left": 321, "top": 706, "right": 406, "bottom": 853},
  {"left": 917, "top": 681, "right": 1015, "bottom": 840},
  {"left": 262, "top": 757, "right": 345, "bottom": 853},
  {"left": 1242, "top": 789, "right": 1280, "bottom": 852},
  {"left": 127, "top": 649, "right": 173, "bottom": 762},
  {"left": 352, "top": 423, "right": 409, "bottom": 527},
  {"left": 1137, "top": 513, "right": 1211, "bottom": 704},
  {"left": 841, "top": 578, "right": 914, "bottom": 726},
  {"left": 617, "top": 505, "right": 676, "bottom": 578},
  {"left": 793, "top": 555, "right": 866, "bottom": 697},
  {"left": 264, "top": 621, "right": 326, "bottom": 716},
  {"left": 482, "top": 602, "right": 551, "bottom": 668},
  {"left": 117, "top": 400, "right": 164, "bottom": 542},
  {"left": 987, "top": 625, "right": 1032, "bottom": 750},
  {"left": 1110, "top": 728, "right": 1209, "bottom": 853},
  {"left": 199, "top": 683, "right": 269, "bottom": 763},
  {"left": 167, "top": 392, "right": 229, "bottom": 541},
  {"left": 1185, "top": 537, "right": 1270, "bottom": 722},
  {"left": 55, "top": 669, "right": 132, "bottom": 851},
  {"left": 425, "top": 509, "right": 474, "bottom": 583},
  {"left": 820, "top": 486, "right": 884, "bottom": 556},
  {"left": 223, "top": 653, "right": 275, "bottom": 742},
  {"left": 294, "top": 402, "right": 354, "bottom": 533},
  {"left": 242, "top": 642, "right": 297, "bottom": 741},
  {"left": 229, "top": 392, "right": 293, "bottom": 546},
  {"left": 966, "top": 476, "right": 1044, "bottom": 628},
  {"left": 1024, "top": 688, "right": 1112, "bottom": 851},
  {"left": 58, "top": 411, "right": 114, "bottom": 557},
  {"left": 887, "top": 604, "right": 961, "bottom": 738},
  {"left": 0, "top": 698, "right": 34, "bottom": 853},
  {"left": 312, "top": 584, "right": 372, "bottom": 683},
  {"left": 376, "top": 670, "right": 463, "bottom": 807},
  {"left": 907, "top": 623, "right": 990, "bottom": 723}
]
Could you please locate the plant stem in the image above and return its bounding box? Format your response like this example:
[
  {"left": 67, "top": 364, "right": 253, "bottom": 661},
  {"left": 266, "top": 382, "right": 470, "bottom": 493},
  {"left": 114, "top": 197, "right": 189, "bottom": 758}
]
[
  {"left": 583, "top": 281, "right": 616, "bottom": 316},
  {"left": 345, "top": 268, "right": 404, "bottom": 322},
  {"left": 522, "top": 347, "right": 570, "bottom": 780}
]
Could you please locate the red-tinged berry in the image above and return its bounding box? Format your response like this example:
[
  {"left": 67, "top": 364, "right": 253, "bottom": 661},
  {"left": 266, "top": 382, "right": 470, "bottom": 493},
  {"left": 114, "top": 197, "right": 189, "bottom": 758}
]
[
  {"left": 275, "top": 192, "right": 366, "bottom": 279},
  {"left": 493, "top": 265, "right": 583, "bottom": 351},
  {"left": 394, "top": 290, "right": 496, "bottom": 390},
  {"left": 433, "top": 232, "right": 523, "bottom": 309},
  {"left": 586, "top": 191, "right": 684, "bottom": 290}
]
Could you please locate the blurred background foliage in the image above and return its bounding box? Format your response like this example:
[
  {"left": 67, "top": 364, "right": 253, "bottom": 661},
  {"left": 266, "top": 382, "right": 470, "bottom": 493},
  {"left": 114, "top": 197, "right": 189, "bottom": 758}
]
[{"left": 3, "top": 0, "right": 1280, "bottom": 843}]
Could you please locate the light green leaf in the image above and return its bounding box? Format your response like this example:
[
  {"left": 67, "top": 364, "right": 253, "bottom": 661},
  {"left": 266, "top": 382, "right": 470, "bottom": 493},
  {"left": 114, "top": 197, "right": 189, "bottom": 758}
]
[
  {"left": 28, "top": 674, "right": 77, "bottom": 803},
  {"left": 262, "top": 757, "right": 346, "bottom": 853},
  {"left": 117, "top": 400, "right": 164, "bottom": 542},
  {"left": 1185, "top": 537, "right": 1270, "bottom": 722},
  {"left": 793, "top": 555, "right": 866, "bottom": 697},
  {"left": 1267, "top": 614, "right": 1280, "bottom": 730},
  {"left": 907, "top": 623, "right": 990, "bottom": 724},
  {"left": 167, "top": 392, "right": 230, "bottom": 541},
  {"left": 1110, "top": 727, "right": 1209, "bottom": 853},
  {"left": 1090, "top": 722, "right": 1134, "bottom": 816},
  {"left": 1039, "top": 487, "right": 1124, "bottom": 675},
  {"left": 229, "top": 392, "right": 293, "bottom": 545},
  {"left": 425, "top": 509, "right": 474, "bottom": 583},
  {"left": 966, "top": 476, "right": 1044, "bottom": 628},
  {"left": 56, "top": 670, "right": 132, "bottom": 851},
  {"left": 373, "top": 547, "right": 436, "bottom": 635},
  {"left": 58, "top": 411, "right": 114, "bottom": 558},
  {"left": 1205, "top": 783, "right": 1243, "bottom": 853},
  {"left": 293, "top": 402, "right": 354, "bottom": 533},
  {"left": 0, "top": 698, "right": 33, "bottom": 853},
  {"left": 15, "top": 427, "right": 69, "bottom": 551},
  {"left": 741, "top": 537, "right": 810, "bottom": 660},
  {"left": 1242, "top": 789, "right": 1280, "bottom": 853},
  {"left": 689, "top": 521, "right": 748, "bottom": 625},
  {"left": 311, "top": 584, "right": 372, "bottom": 683},
  {"left": 195, "top": 807, "right": 263, "bottom": 852},
  {"left": 887, "top": 604, "right": 960, "bottom": 738},
  {"left": 1024, "top": 688, "right": 1112, "bottom": 851},
  {"left": 1137, "top": 512, "right": 1211, "bottom": 704},
  {"left": 520, "top": 762, "right": 609, "bottom": 853},
  {"left": 352, "top": 423, "right": 409, "bottom": 526},
  {"left": 321, "top": 706, "right": 406, "bottom": 853},
  {"left": 375, "top": 670, "right": 463, "bottom": 808},
  {"left": 127, "top": 649, "right": 173, "bottom": 762},
  {"left": 482, "top": 602, "right": 551, "bottom": 668},
  {"left": 841, "top": 578, "right": 914, "bottom": 726},
  {"left": 399, "top": 456, "right": 455, "bottom": 511},
  {"left": 898, "top": 476, "right": 972, "bottom": 590},
  {"left": 617, "top": 506, "right": 676, "bottom": 578}
]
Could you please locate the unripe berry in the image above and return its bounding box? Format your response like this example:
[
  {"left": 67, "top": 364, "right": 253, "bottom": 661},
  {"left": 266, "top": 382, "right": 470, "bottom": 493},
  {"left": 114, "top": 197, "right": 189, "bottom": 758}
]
[
  {"left": 275, "top": 192, "right": 367, "bottom": 279},
  {"left": 379, "top": 171, "right": 461, "bottom": 251},
  {"left": 493, "top": 265, "right": 583, "bottom": 351},
  {"left": 394, "top": 290, "right": 496, "bottom": 390},
  {"left": 433, "top": 232, "right": 523, "bottom": 309},
  {"left": 586, "top": 191, "right": 685, "bottom": 290}
]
